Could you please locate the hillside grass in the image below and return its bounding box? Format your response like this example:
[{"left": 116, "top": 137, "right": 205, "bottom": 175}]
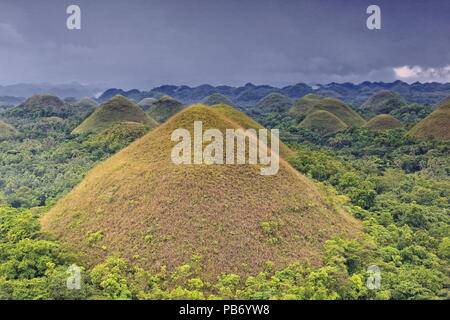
[
  {"left": 408, "top": 101, "right": 450, "bottom": 140},
  {"left": 363, "top": 114, "right": 404, "bottom": 132},
  {"left": 147, "top": 96, "right": 184, "bottom": 122}
]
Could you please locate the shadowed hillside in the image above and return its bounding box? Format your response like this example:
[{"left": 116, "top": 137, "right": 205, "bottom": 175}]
[
  {"left": 42, "top": 104, "right": 361, "bottom": 279},
  {"left": 288, "top": 94, "right": 322, "bottom": 115},
  {"left": 299, "top": 110, "right": 348, "bottom": 134},
  {"left": 363, "top": 114, "right": 404, "bottom": 131},
  {"left": 72, "top": 95, "right": 158, "bottom": 134},
  {"left": 2, "top": 94, "right": 74, "bottom": 119},
  {"left": 408, "top": 101, "right": 450, "bottom": 140},
  {"left": 147, "top": 96, "right": 184, "bottom": 122},
  {"left": 138, "top": 98, "right": 157, "bottom": 111}
]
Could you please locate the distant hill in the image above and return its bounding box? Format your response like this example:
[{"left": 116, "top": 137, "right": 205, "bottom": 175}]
[
  {"left": 72, "top": 95, "right": 158, "bottom": 134},
  {"left": 288, "top": 94, "right": 323, "bottom": 115},
  {"left": 137, "top": 98, "right": 157, "bottom": 111},
  {"left": 408, "top": 101, "right": 450, "bottom": 140},
  {"left": 147, "top": 96, "right": 184, "bottom": 122},
  {"left": 363, "top": 114, "right": 404, "bottom": 131},
  {"left": 201, "top": 93, "right": 236, "bottom": 107},
  {"left": 255, "top": 93, "right": 292, "bottom": 113},
  {"left": 0, "top": 120, "right": 19, "bottom": 139},
  {"left": 299, "top": 110, "right": 348, "bottom": 134},
  {"left": 2, "top": 94, "right": 74, "bottom": 119},
  {"left": 72, "top": 98, "right": 98, "bottom": 114},
  {"left": 362, "top": 90, "right": 406, "bottom": 114},
  {"left": 0, "top": 82, "right": 102, "bottom": 99},
  {"left": 42, "top": 104, "right": 361, "bottom": 278}
]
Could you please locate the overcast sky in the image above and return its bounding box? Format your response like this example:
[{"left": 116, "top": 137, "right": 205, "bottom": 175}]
[{"left": 0, "top": 0, "right": 449, "bottom": 89}]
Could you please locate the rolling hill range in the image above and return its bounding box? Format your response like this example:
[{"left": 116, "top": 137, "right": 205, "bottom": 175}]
[
  {"left": 408, "top": 101, "right": 450, "bottom": 140},
  {"left": 147, "top": 96, "right": 184, "bottom": 122},
  {"left": 72, "top": 95, "right": 158, "bottom": 134},
  {"left": 97, "top": 81, "right": 450, "bottom": 107},
  {"left": 299, "top": 110, "right": 348, "bottom": 134},
  {"left": 363, "top": 114, "right": 404, "bottom": 132},
  {"left": 0, "top": 120, "right": 19, "bottom": 139},
  {"left": 362, "top": 90, "right": 406, "bottom": 114},
  {"left": 41, "top": 104, "right": 361, "bottom": 278}
]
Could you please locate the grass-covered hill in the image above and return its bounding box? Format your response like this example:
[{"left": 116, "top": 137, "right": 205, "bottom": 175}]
[
  {"left": 201, "top": 93, "right": 236, "bottom": 107},
  {"left": 72, "top": 95, "right": 158, "bottom": 134},
  {"left": 363, "top": 114, "right": 404, "bottom": 132},
  {"left": 408, "top": 101, "right": 450, "bottom": 140},
  {"left": 2, "top": 94, "right": 74, "bottom": 119},
  {"left": 42, "top": 104, "right": 361, "bottom": 279},
  {"left": 299, "top": 110, "right": 348, "bottom": 134},
  {"left": 137, "top": 98, "right": 157, "bottom": 111},
  {"left": 361, "top": 90, "right": 406, "bottom": 114},
  {"left": 0, "top": 120, "right": 19, "bottom": 139},
  {"left": 72, "top": 98, "right": 98, "bottom": 114},
  {"left": 255, "top": 93, "right": 293, "bottom": 113},
  {"left": 211, "top": 104, "right": 295, "bottom": 158},
  {"left": 290, "top": 95, "right": 365, "bottom": 127},
  {"left": 288, "top": 94, "right": 323, "bottom": 115},
  {"left": 147, "top": 96, "right": 184, "bottom": 122}
]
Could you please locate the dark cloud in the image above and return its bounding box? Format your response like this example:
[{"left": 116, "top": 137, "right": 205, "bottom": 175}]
[{"left": 0, "top": 0, "right": 448, "bottom": 89}]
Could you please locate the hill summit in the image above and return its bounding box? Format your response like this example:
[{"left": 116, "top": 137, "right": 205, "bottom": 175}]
[
  {"left": 72, "top": 95, "right": 158, "bottom": 134},
  {"left": 42, "top": 104, "right": 360, "bottom": 278},
  {"left": 201, "top": 93, "right": 236, "bottom": 107},
  {"left": 300, "top": 110, "right": 348, "bottom": 134},
  {"left": 363, "top": 114, "right": 403, "bottom": 131},
  {"left": 255, "top": 93, "right": 292, "bottom": 113},
  {"left": 408, "top": 101, "right": 450, "bottom": 140},
  {"left": 3, "top": 94, "right": 73, "bottom": 119},
  {"left": 362, "top": 90, "right": 406, "bottom": 114},
  {"left": 147, "top": 96, "right": 184, "bottom": 122}
]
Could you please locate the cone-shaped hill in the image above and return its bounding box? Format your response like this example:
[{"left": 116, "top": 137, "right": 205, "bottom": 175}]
[
  {"left": 201, "top": 93, "right": 236, "bottom": 107},
  {"left": 147, "top": 96, "right": 184, "bottom": 122},
  {"left": 362, "top": 90, "right": 406, "bottom": 114},
  {"left": 72, "top": 98, "right": 98, "bottom": 114},
  {"left": 3, "top": 94, "right": 73, "bottom": 119},
  {"left": 255, "top": 93, "right": 292, "bottom": 113},
  {"left": 0, "top": 120, "right": 19, "bottom": 139},
  {"left": 42, "top": 104, "right": 361, "bottom": 278},
  {"left": 300, "top": 110, "right": 348, "bottom": 134},
  {"left": 72, "top": 95, "right": 158, "bottom": 134},
  {"left": 211, "top": 103, "right": 295, "bottom": 158},
  {"left": 408, "top": 101, "right": 450, "bottom": 140},
  {"left": 138, "top": 98, "right": 157, "bottom": 111},
  {"left": 363, "top": 114, "right": 403, "bottom": 132},
  {"left": 288, "top": 94, "right": 323, "bottom": 115}
]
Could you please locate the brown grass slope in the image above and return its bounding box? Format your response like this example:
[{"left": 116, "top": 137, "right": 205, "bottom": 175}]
[
  {"left": 0, "top": 120, "right": 19, "bottom": 139},
  {"left": 42, "top": 104, "right": 361, "bottom": 278},
  {"left": 72, "top": 95, "right": 158, "bottom": 134},
  {"left": 408, "top": 101, "right": 450, "bottom": 140},
  {"left": 288, "top": 94, "right": 323, "bottom": 115},
  {"left": 211, "top": 104, "right": 295, "bottom": 158},
  {"left": 147, "top": 96, "right": 184, "bottom": 122},
  {"left": 362, "top": 90, "right": 406, "bottom": 114},
  {"left": 300, "top": 110, "right": 348, "bottom": 134},
  {"left": 363, "top": 114, "right": 403, "bottom": 132}
]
